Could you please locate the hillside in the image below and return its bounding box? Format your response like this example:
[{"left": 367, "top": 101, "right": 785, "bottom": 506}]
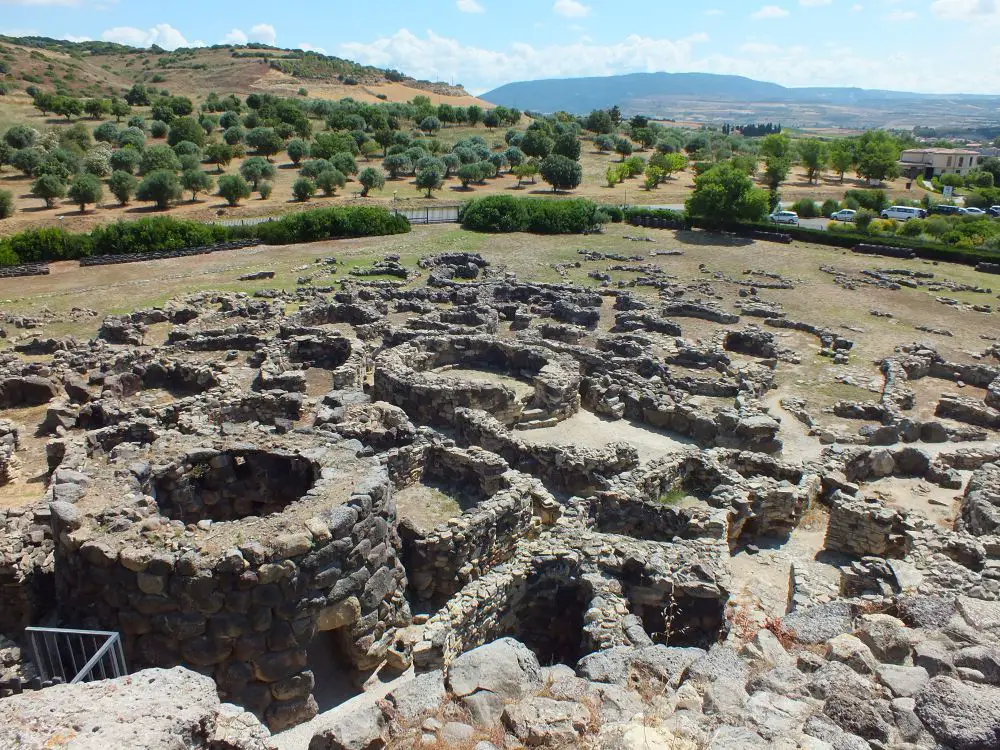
[
  {"left": 0, "top": 36, "right": 489, "bottom": 108},
  {"left": 483, "top": 72, "right": 1000, "bottom": 129}
]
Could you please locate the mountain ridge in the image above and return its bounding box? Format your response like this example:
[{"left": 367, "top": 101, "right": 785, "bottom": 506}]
[{"left": 482, "top": 72, "right": 1000, "bottom": 127}]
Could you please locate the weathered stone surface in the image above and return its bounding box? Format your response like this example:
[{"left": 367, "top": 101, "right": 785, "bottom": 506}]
[
  {"left": 915, "top": 676, "right": 1000, "bottom": 750},
  {"left": 386, "top": 669, "right": 446, "bottom": 721},
  {"left": 0, "top": 667, "right": 271, "bottom": 749},
  {"left": 308, "top": 702, "right": 386, "bottom": 750},
  {"left": 447, "top": 638, "right": 542, "bottom": 701},
  {"left": 502, "top": 696, "right": 590, "bottom": 746}
]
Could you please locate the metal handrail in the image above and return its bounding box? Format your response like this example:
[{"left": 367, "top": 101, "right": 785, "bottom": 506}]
[{"left": 25, "top": 627, "right": 127, "bottom": 685}]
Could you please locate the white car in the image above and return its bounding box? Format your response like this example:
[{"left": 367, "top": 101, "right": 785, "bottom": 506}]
[
  {"left": 768, "top": 211, "right": 799, "bottom": 226},
  {"left": 880, "top": 206, "right": 925, "bottom": 221},
  {"left": 962, "top": 207, "right": 986, "bottom": 217},
  {"left": 830, "top": 209, "right": 857, "bottom": 222}
]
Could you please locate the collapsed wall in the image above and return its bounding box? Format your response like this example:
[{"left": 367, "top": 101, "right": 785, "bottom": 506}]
[{"left": 386, "top": 441, "right": 555, "bottom": 607}]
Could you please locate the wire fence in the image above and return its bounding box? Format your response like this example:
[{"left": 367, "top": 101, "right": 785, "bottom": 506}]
[{"left": 392, "top": 205, "right": 460, "bottom": 224}]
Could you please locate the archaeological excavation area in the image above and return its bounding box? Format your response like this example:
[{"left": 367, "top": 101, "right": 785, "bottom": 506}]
[{"left": 2, "top": 232, "right": 1000, "bottom": 749}]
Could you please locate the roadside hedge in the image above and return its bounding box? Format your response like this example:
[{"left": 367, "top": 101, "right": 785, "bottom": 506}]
[
  {"left": 90, "top": 217, "right": 228, "bottom": 256},
  {"left": 460, "top": 196, "right": 607, "bottom": 234},
  {"left": 623, "top": 208, "right": 999, "bottom": 266},
  {"left": 0, "top": 206, "right": 410, "bottom": 267}
]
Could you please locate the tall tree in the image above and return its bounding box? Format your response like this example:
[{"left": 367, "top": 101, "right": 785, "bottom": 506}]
[
  {"left": 828, "top": 141, "right": 855, "bottom": 183},
  {"left": 798, "top": 139, "right": 828, "bottom": 184},
  {"left": 686, "top": 162, "right": 770, "bottom": 226}
]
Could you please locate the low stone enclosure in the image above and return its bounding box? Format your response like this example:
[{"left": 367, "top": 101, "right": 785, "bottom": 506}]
[
  {"left": 373, "top": 334, "right": 582, "bottom": 429},
  {"left": 3, "top": 249, "right": 1000, "bottom": 746}
]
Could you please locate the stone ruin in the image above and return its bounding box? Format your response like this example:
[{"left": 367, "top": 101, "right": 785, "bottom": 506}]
[{"left": 1, "top": 250, "right": 1000, "bottom": 749}]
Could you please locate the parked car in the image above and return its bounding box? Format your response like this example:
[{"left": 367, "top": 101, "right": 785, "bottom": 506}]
[
  {"left": 880, "top": 206, "right": 926, "bottom": 221},
  {"left": 929, "top": 204, "right": 965, "bottom": 216},
  {"left": 988, "top": 206, "right": 1000, "bottom": 218},
  {"left": 768, "top": 211, "right": 799, "bottom": 225},
  {"left": 962, "top": 207, "right": 987, "bottom": 217},
  {"left": 829, "top": 209, "right": 857, "bottom": 222}
]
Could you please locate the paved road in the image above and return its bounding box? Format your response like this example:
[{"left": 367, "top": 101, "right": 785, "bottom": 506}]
[{"left": 636, "top": 204, "right": 834, "bottom": 232}]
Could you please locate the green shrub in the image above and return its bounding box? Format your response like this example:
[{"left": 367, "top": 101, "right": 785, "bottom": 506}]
[
  {"left": 5, "top": 226, "right": 92, "bottom": 262},
  {"left": 0, "top": 189, "right": 12, "bottom": 220},
  {"left": 90, "top": 217, "right": 226, "bottom": 256},
  {"left": 791, "top": 199, "right": 819, "bottom": 218},
  {"left": 898, "top": 218, "right": 926, "bottom": 237},
  {"left": 844, "top": 189, "right": 888, "bottom": 212},
  {"left": 251, "top": 206, "right": 410, "bottom": 244},
  {"left": 292, "top": 177, "right": 316, "bottom": 202},
  {"left": 459, "top": 196, "right": 605, "bottom": 234},
  {"left": 601, "top": 205, "right": 624, "bottom": 223},
  {"left": 821, "top": 198, "right": 841, "bottom": 216},
  {"left": 855, "top": 209, "right": 876, "bottom": 232}
]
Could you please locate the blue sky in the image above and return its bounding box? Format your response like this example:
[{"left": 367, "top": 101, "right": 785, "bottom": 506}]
[{"left": 0, "top": 0, "right": 996, "bottom": 94}]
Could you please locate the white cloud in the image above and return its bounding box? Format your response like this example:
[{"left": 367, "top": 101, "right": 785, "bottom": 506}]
[
  {"left": 249, "top": 23, "right": 276, "bottom": 46},
  {"left": 553, "top": 0, "right": 590, "bottom": 18},
  {"left": 740, "top": 42, "right": 782, "bottom": 54},
  {"left": 752, "top": 5, "right": 790, "bottom": 18},
  {"left": 799, "top": 0, "right": 832, "bottom": 5},
  {"left": 456, "top": 0, "right": 485, "bottom": 12},
  {"left": 341, "top": 28, "right": 709, "bottom": 93},
  {"left": 298, "top": 42, "right": 327, "bottom": 54},
  {"left": 221, "top": 28, "right": 248, "bottom": 45},
  {"left": 337, "top": 27, "right": 998, "bottom": 96},
  {"left": 931, "top": 0, "right": 1000, "bottom": 20},
  {"left": 100, "top": 23, "right": 200, "bottom": 50},
  {"left": 886, "top": 9, "right": 917, "bottom": 20}
]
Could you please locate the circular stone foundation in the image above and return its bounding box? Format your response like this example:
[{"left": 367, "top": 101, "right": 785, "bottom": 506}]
[
  {"left": 373, "top": 334, "right": 581, "bottom": 428},
  {"left": 152, "top": 449, "right": 319, "bottom": 523},
  {"left": 49, "top": 428, "right": 411, "bottom": 733}
]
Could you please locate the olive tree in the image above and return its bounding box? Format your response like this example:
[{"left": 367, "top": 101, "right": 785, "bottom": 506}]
[
  {"left": 315, "top": 169, "right": 346, "bottom": 196},
  {"left": 32, "top": 174, "right": 66, "bottom": 208},
  {"left": 239, "top": 157, "right": 276, "bottom": 190},
  {"left": 68, "top": 173, "right": 103, "bottom": 212},
  {"left": 415, "top": 168, "right": 443, "bottom": 198},
  {"left": 217, "top": 174, "right": 251, "bottom": 206},
  {"left": 108, "top": 170, "right": 137, "bottom": 205},
  {"left": 136, "top": 169, "right": 182, "bottom": 210},
  {"left": 358, "top": 167, "right": 385, "bottom": 197},
  {"left": 539, "top": 154, "right": 583, "bottom": 192},
  {"left": 181, "top": 169, "right": 214, "bottom": 201},
  {"left": 292, "top": 177, "right": 316, "bottom": 202}
]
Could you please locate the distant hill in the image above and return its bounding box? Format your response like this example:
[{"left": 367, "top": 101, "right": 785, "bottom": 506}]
[
  {"left": 483, "top": 72, "right": 1000, "bottom": 128},
  {"left": 0, "top": 36, "right": 486, "bottom": 107}
]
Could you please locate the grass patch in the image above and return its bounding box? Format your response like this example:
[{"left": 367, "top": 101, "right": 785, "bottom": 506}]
[{"left": 657, "top": 487, "right": 688, "bottom": 506}]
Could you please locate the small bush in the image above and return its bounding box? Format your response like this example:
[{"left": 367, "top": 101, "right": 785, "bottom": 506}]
[
  {"left": 821, "top": 198, "right": 841, "bottom": 216},
  {"left": 855, "top": 209, "right": 876, "bottom": 232},
  {"left": 292, "top": 177, "right": 316, "bottom": 202},
  {"left": 0, "top": 190, "right": 13, "bottom": 220},
  {"left": 844, "top": 189, "right": 888, "bottom": 212},
  {"left": 791, "top": 199, "right": 819, "bottom": 218}
]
